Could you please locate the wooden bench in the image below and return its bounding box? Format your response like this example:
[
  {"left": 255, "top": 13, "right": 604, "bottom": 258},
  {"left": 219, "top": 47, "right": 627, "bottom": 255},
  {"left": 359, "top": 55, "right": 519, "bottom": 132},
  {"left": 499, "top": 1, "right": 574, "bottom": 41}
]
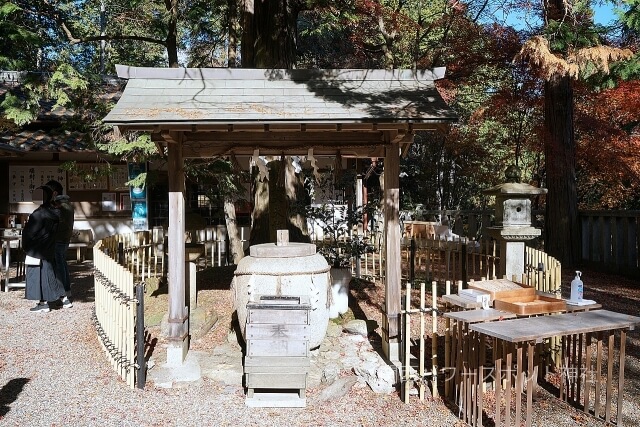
[{"left": 68, "top": 229, "right": 94, "bottom": 263}]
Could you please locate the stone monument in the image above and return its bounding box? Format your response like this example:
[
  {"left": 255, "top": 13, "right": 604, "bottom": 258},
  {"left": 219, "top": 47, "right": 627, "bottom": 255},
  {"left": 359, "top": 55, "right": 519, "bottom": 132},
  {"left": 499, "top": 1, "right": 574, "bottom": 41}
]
[{"left": 483, "top": 165, "right": 547, "bottom": 280}]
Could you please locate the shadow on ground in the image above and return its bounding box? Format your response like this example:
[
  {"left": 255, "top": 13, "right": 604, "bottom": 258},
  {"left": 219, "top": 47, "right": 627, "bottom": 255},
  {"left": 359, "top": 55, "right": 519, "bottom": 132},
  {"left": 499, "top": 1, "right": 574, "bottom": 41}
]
[{"left": 67, "top": 262, "right": 96, "bottom": 303}]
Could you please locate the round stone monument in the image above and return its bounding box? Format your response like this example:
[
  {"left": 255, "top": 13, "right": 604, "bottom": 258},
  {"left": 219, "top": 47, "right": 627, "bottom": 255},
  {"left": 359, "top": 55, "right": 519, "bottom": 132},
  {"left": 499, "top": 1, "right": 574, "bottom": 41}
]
[{"left": 231, "top": 235, "right": 331, "bottom": 348}]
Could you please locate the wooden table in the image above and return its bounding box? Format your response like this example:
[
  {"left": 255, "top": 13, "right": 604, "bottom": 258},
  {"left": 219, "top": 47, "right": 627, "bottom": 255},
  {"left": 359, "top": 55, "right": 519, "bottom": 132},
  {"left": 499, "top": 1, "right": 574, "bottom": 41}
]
[
  {"left": 443, "top": 309, "right": 517, "bottom": 425},
  {"left": 1, "top": 235, "right": 25, "bottom": 292},
  {"left": 442, "top": 293, "right": 484, "bottom": 310},
  {"left": 469, "top": 310, "right": 640, "bottom": 427}
]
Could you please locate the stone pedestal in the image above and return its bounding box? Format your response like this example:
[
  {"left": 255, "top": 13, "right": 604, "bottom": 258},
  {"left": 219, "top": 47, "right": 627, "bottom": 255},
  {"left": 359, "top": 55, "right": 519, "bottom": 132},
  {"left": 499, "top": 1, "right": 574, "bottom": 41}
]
[
  {"left": 501, "top": 241, "right": 524, "bottom": 281},
  {"left": 166, "top": 340, "right": 189, "bottom": 367},
  {"left": 486, "top": 226, "right": 541, "bottom": 280},
  {"left": 329, "top": 267, "right": 351, "bottom": 318}
]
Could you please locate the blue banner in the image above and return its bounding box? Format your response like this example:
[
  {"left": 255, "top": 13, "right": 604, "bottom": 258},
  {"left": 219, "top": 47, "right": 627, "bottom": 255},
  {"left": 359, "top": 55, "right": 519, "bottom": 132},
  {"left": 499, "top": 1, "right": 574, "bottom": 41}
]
[{"left": 128, "top": 163, "right": 148, "bottom": 231}]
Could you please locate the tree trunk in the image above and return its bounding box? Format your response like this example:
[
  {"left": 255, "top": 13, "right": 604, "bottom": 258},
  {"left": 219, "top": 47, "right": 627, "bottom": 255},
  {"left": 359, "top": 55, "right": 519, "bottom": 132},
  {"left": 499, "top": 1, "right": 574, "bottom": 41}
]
[
  {"left": 243, "top": 1, "right": 308, "bottom": 246},
  {"left": 268, "top": 158, "right": 289, "bottom": 241},
  {"left": 285, "top": 156, "right": 310, "bottom": 243},
  {"left": 252, "top": 0, "right": 298, "bottom": 68},
  {"left": 165, "top": 0, "right": 180, "bottom": 67},
  {"left": 228, "top": 0, "right": 238, "bottom": 67},
  {"left": 241, "top": 0, "right": 254, "bottom": 67},
  {"left": 223, "top": 199, "right": 244, "bottom": 263},
  {"left": 249, "top": 165, "right": 271, "bottom": 245},
  {"left": 543, "top": 74, "right": 580, "bottom": 265}
]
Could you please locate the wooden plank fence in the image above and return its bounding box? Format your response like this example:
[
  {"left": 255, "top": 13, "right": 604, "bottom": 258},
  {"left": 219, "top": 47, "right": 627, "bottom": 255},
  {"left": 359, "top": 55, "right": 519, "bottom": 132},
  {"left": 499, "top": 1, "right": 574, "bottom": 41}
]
[
  {"left": 580, "top": 211, "right": 640, "bottom": 277},
  {"left": 402, "top": 236, "right": 499, "bottom": 285},
  {"left": 404, "top": 209, "right": 640, "bottom": 278}
]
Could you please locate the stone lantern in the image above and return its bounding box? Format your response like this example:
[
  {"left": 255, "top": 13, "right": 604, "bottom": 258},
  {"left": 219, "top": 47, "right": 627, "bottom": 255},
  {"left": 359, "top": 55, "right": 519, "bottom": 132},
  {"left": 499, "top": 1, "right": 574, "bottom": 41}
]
[{"left": 483, "top": 165, "right": 547, "bottom": 280}]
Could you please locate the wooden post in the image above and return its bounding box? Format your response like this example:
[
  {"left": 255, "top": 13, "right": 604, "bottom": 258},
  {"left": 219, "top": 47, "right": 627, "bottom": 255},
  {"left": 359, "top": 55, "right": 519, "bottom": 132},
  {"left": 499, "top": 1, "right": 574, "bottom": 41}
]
[
  {"left": 166, "top": 137, "right": 188, "bottom": 365},
  {"left": 617, "top": 329, "right": 627, "bottom": 426},
  {"left": 419, "top": 281, "right": 425, "bottom": 400},
  {"left": 605, "top": 331, "right": 614, "bottom": 422},
  {"left": 403, "top": 281, "right": 411, "bottom": 403},
  {"left": 431, "top": 281, "right": 438, "bottom": 398},
  {"left": 595, "top": 331, "right": 603, "bottom": 417},
  {"left": 384, "top": 139, "right": 401, "bottom": 363},
  {"left": 444, "top": 280, "right": 451, "bottom": 398},
  {"left": 584, "top": 332, "right": 592, "bottom": 414}
]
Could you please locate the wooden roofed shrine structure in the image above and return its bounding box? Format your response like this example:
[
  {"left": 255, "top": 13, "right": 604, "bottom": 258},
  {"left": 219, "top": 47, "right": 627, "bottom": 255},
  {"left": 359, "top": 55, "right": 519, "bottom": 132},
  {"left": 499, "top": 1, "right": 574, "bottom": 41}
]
[{"left": 103, "top": 65, "right": 456, "bottom": 367}]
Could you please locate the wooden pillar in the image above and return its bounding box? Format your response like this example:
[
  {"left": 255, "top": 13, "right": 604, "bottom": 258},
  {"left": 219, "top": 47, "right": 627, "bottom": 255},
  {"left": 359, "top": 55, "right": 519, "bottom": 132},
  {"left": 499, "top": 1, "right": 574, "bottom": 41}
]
[
  {"left": 383, "top": 136, "right": 401, "bottom": 363},
  {"left": 166, "top": 135, "right": 189, "bottom": 365},
  {"left": 355, "top": 173, "right": 364, "bottom": 278}
]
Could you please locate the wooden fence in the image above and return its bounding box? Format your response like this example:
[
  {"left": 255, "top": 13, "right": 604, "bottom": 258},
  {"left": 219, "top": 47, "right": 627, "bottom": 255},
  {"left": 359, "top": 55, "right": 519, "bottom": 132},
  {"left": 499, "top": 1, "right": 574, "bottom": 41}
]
[
  {"left": 405, "top": 209, "right": 640, "bottom": 277},
  {"left": 92, "top": 238, "right": 140, "bottom": 388},
  {"left": 580, "top": 211, "right": 640, "bottom": 277},
  {"left": 91, "top": 227, "right": 249, "bottom": 388},
  {"left": 402, "top": 237, "right": 499, "bottom": 285},
  {"left": 400, "top": 244, "right": 562, "bottom": 402}
]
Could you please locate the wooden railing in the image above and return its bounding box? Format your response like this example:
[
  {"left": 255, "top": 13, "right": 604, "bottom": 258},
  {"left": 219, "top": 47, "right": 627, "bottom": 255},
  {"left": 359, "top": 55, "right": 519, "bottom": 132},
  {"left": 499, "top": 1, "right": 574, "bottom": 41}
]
[
  {"left": 523, "top": 246, "right": 562, "bottom": 295},
  {"left": 91, "top": 227, "right": 248, "bottom": 388},
  {"left": 99, "top": 231, "right": 156, "bottom": 281},
  {"left": 402, "top": 236, "right": 499, "bottom": 284}
]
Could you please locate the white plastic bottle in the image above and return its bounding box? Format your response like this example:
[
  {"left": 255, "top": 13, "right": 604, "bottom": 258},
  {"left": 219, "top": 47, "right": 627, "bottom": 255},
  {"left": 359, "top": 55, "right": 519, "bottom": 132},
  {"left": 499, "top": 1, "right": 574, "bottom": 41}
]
[{"left": 570, "top": 271, "right": 583, "bottom": 302}]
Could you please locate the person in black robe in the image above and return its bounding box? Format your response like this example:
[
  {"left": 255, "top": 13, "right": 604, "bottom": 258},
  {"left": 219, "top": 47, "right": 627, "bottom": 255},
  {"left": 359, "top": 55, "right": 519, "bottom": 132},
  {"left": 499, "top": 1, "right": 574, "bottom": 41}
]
[{"left": 22, "top": 185, "right": 70, "bottom": 312}]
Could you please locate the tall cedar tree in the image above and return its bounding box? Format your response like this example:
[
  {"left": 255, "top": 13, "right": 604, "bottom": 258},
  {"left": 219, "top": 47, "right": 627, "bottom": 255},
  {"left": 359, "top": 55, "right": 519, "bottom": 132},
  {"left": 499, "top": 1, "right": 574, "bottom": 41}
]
[
  {"left": 242, "top": 0, "right": 310, "bottom": 246},
  {"left": 515, "top": 1, "right": 633, "bottom": 265}
]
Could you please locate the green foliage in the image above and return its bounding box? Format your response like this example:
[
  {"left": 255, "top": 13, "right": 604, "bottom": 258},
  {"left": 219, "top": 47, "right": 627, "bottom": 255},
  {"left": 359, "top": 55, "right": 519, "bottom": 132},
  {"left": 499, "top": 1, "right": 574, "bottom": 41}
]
[
  {"left": 618, "top": 0, "right": 640, "bottom": 31},
  {"left": 48, "top": 64, "right": 89, "bottom": 107},
  {"left": 182, "top": 0, "right": 229, "bottom": 67},
  {"left": 544, "top": 18, "right": 601, "bottom": 53},
  {"left": 306, "top": 202, "right": 375, "bottom": 268},
  {"left": 97, "top": 134, "right": 158, "bottom": 163},
  {"left": 0, "top": 92, "right": 37, "bottom": 126},
  {"left": 0, "top": 1, "right": 42, "bottom": 69},
  {"left": 185, "top": 158, "right": 249, "bottom": 203}
]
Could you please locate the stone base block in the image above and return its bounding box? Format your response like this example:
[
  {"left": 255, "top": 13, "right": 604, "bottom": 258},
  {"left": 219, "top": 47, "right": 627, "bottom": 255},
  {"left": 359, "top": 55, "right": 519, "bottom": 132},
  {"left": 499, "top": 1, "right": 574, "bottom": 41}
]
[
  {"left": 245, "top": 391, "right": 306, "bottom": 408},
  {"left": 166, "top": 339, "right": 189, "bottom": 367}
]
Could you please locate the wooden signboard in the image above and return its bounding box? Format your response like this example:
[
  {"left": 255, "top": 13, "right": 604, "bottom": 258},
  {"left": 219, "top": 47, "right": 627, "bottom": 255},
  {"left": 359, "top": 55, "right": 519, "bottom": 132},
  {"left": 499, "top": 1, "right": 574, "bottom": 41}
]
[
  {"left": 67, "top": 163, "right": 108, "bottom": 191},
  {"left": 9, "top": 166, "right": 67, "bottom": 203},
  {"left": 109, "top": 165, "right": 129, "bottom": 191}
]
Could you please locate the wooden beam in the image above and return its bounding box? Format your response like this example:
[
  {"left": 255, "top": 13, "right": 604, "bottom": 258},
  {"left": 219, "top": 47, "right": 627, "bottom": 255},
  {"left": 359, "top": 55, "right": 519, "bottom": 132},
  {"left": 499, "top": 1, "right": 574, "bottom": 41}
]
[
  {"left": 434, "top": 123, "right": 450, "bottom": 134},
  {"left": 391, "top": 131, "right": 412, "bottom": 144},
  {"left": 113, "top": 120, "right": 452, "bottom": 134},
  {"left": 400, "top": 133, "right": 415, "bottom": 158},
  {"left": 184, "top": 130, "right": 385, "bottom": 143},
  {"left": 181, "top": 143, "right": 387, "bottom": 158},
  {"left": 161, "top": 130, "right": 187, "bottom": 144},
  {"left": 154, "top": 140, "right": 165, "bottom": 156}
]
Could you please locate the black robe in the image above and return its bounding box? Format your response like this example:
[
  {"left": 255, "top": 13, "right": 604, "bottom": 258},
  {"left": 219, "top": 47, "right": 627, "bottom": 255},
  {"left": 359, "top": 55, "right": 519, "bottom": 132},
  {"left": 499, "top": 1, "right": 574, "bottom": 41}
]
[{"left": 22, "top": 203, "right": 65, "bottom": 302}]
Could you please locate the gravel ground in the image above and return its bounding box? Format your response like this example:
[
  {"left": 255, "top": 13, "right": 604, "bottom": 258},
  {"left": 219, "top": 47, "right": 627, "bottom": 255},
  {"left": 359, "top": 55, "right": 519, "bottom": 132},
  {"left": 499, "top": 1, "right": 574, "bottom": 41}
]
[{"left": 1, "top": 262, "right": 639, "bottom": 427}]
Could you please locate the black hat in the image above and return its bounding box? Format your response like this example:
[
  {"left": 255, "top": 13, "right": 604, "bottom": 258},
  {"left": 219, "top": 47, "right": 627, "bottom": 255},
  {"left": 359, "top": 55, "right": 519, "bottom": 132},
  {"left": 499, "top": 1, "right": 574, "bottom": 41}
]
[
  {"left": 34, "top": 185, "right": 53, "bottom": 203},
  {"left": 45, "top": 180, "right": 63, "bottom": 194}
]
